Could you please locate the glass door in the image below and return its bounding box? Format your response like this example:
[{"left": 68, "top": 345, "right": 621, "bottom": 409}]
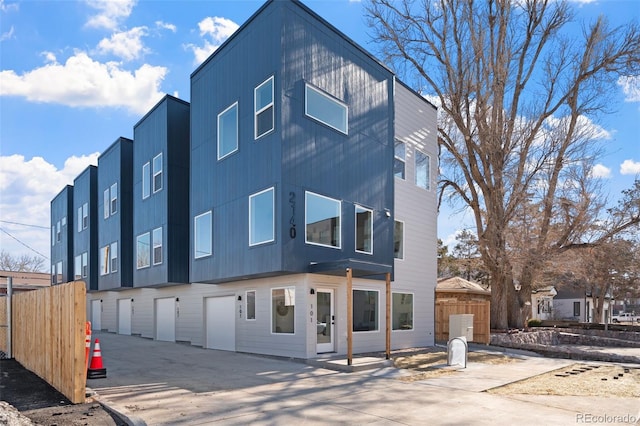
[{"left": 316, "top": 288, "right": 335, "bottom": 353}]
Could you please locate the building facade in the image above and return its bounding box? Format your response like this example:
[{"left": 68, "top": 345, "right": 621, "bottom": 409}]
[{"left": 52, "top": 0, "right": 438, "bottom": 359}]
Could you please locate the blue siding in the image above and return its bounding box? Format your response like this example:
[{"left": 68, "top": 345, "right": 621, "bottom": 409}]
[
  {"left": 73, "top": 166, "right": 98, "bottom": 291},
  {"left": 50, "top": 185, "right": 74, "bottom": 284}
]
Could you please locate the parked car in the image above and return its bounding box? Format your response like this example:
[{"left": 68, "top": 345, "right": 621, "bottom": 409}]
[{"left": 611, "top": 312, "right": 640, "bottom": 323}]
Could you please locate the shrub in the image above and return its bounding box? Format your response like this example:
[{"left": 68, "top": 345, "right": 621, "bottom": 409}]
[{"left": 528, "top": 319, "right": 543, "bottom": 327}]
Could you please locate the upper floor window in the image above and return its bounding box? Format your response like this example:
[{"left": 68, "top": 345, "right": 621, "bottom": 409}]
[
  {"left": 78, "top": 203, "right": 88, "bottom": 232},
  {"left": 100, "top": 245, "right": 110, "bottom": 276},
  {"left": 56, "top": 221, "right": 61, "bottom": 242},
  {"left": 152, "top": 227, "right": 163, "bottom": 265},
  {"left": 52, "top": 226, "right": 55, "bottom": 246},
  {"left": 74, "top": 255, "right": 82, "bottom": 281},
  {"left": 305, "top": 84, "right": 348, "bottom": 134},
  {"left": 61, "top": 216, "right": 66, "bottom": 227},
  {"left": 394, "top": 140, "right": 406, "bottom": 179},
  {"left": 153, "top": 153, "right": 163, "bottom": 193},
  {"left": 194, "top": 211, "right": 212, "bottom": 259},
  {"left": 110, "top": 182, "right": 118, "bottom": 215},
  {"left": 305, "top": 191, "right": 341, "bottom": 249},
  {"left": 103, "top": 189, "right": 110, "bottom": 219},
  {"left": 249, "top": 187, "right": 275, "bottom": 246},
  {"left": 142, "top": 162, "right": 150, "bottom": 199},
  {"left": 136, "top": 232, "right": 150, "bottom": 269},
  {"left": 255, "top": 76, "right": 274, "bottom": 139},
  {"left": 218, "top": 102, "right": 238, "bottom": 160},
  {"left": 355, "top": 205, "right": 373, "bottom": 254},
  {"left": 82, "top": 252, "right": 88, "bottom": 277},
  {"left": 51, "top": 263, "right": 56, "bottom": 284},
  {"left": 394, "top": 220, "right": 404, "bottom": 260},
  {"left": 111, "top": 242, "right": 118, "bottom": 273},
  {"left": 56, "top": 261, "right": 63, "bottom": 284},
  {"left": 415, "top": 150, "right": 430, "bottom": 190}
]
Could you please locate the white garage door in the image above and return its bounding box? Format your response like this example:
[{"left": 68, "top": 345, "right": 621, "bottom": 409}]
[
  {"left": 155, "top": 297, "right": 176, "bottom": 342},
  {"left": 205, "top": 296, "right": 235, "bottom": 351},
  {"left": 91, "top": 300, "right": 101, "bottom": 331},
  {"left": 118, "top": 298, "right": 132, "bottom": 335}
]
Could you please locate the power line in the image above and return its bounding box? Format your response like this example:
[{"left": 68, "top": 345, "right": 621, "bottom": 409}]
[
  {"left": 0, "top": 220, "right": 50, "bottom": 230},
  {"left": 0, "top": 226, "right": 49, "bottom": 260}
]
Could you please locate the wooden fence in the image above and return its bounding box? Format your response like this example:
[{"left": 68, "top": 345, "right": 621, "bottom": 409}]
[
  {"left": 0, "top": 296, "right": 6, "bottom": 354},
  {"left": 8, "top": 281, "right": 86, "bottom": 403},
  {"left": 435, "top": 299, "right": 491, "bottom": 344}
]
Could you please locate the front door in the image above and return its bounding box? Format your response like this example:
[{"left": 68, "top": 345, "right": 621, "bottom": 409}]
[{"left": 316, "top": 289, "right": 335, "bottom": 353}]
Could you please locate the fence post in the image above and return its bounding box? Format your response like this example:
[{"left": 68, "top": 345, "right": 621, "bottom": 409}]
[{"left": 6, "top": 276, "right": 12, "bottom": 359}]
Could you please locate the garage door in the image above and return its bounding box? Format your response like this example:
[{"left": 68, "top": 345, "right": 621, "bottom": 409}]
[
  {"left": 118, "top": 298, "right": 132, "bottom": 335},
  {"left": 155, "top": 297, "right": 176, "bottom": 342},
  {"left": 91, "top": 300, "right": 101, "bottom": 331},
  {"left": 205, "top": 296, "right": 235, "bottom": 351}
]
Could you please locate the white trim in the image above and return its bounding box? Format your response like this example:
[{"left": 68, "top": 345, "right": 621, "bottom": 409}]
[
  {"left": 152, "top": 227, "right": 163, "bottom": 266},
  {"left": 110, "top": 182, "right": 118, "bottom": 215},
  {"left": 249, "top": 186, "right": 275, "bottom": 246},
  {"left": 254, "top": 75, "right": 274, "bottom": 139},
  {"left": 415, "top": 149, "right": 430, "bottom": 191},
  {"left": 152, "top": 153, "right": 163, "bottom": 194},
  {"left": 194, "top": 211, "right": 213, "bottom": 259},
  {"left": 103, "top": 188, "right": 110, "bottom": 219},
  {"left": 217, "top": 101, "right": 239, "bottom": 160},
  {"left": 354, "top": 205, "right": 373, "bottom": 255},
  {"left": 142, "top": 162, "right": 150, "bottom": 199},
  {"left": 136, "top": 232, "right": 151, "bottom": 269},
  {"left": 304, "top": 83, "right": 348, "bottom": 135},
  {"left": 304, "top": 191, "right": 342, "bottom": 249}
]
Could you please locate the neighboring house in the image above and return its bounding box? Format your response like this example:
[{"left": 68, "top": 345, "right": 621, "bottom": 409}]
[
  {"left": 530, "top": 286, "right": 557, "bottom": 321},
  {"left": 554, "top": 285, "right": 611, "bottom": 323},
  {"left": 52, "top": 0, "right": 438, "bottom": 359},
  {"left": 50, "top": 185, "right": 74, "bottom": 285},
  {"left": 0, "top": 271, "right": 50, "bottom": 294}
]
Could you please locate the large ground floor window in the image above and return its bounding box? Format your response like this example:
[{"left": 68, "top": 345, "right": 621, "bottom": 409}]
[
  {"left": 272, "top": 287, "right": 295, "bottom": 334},
  {"left": 392, "top": 292, "right": 413, "bottom": 330},
  {"left": 353, "top": 289, "right": 378, "bottom": 331}
]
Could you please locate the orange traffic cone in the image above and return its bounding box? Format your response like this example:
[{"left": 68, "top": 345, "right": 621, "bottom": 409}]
[{"left": 87, "top": 338, "right": 107, "bottom": 379}]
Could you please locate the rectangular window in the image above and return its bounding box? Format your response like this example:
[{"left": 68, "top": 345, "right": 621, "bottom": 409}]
[
  {"left": 137, "top": 232, "right": 150, "bottom": 269},
  {"left": 394, "top": 220, "right": 404, "bottom": 260},
  {"left": 52, "top": 226, "right": 55, "bottom": 246},
  {"left": 353, "top": 289, "right": 378, "bottom": 332},
  {"left": 82, "top": 203, "right": 88, "bottom": 229},
  {"left": 415, "top": 150, "right": 430, "bottom": 190},
  {"left": 152, "top": 227, "right": 163, "bottom": 265},
  {"left": 56, "top": 221, "right": 61, "bottom": 242},
  {"left": 111, "top": 242, "right": 118, "bottom": 273},
  {"left": 110, "top": 182, "right": 118, "bottom": 215},
  {"left": 77, "top": 207, "right": 82, "bottom": 232},
  {"left": 56, "top": 261, "right": 62, "bottom": 284},
  {"left": 246, "top": 290, "right": 256, "bottom": 321},
  {"left": 74, "top": 255, "right": 82, "bottom": 280},
  {"left": 573, "top": 301, "right": 580, "bottom": 317},
  {"left": 355, "top": 205, "right": 373, "bottom": 254},
  {"left": 394, "top": 140, "right": 406, "bottom": 179},
  {"left": 103, "top": 189, "right": 110, "bottom": 219},
  {"left": 305, "top": 192, "right": 341, "bottom": 248},
  {"left": 392, "top": 293, "right": 414, "bottom": 330},
  {"left": 305, "top": 84, "right": 348, "bottom": 134},
  {"left": 100, "top": 245, "right": 110, "bottom": 276},
  {"left": 194, "top": 211, "right": 212, "bottom": 259},
  {"left": 153, "top": 153, "right": 163, "bottom": 193},
  {"left": 61, "top": 216, "right": 66, "bottom": 227},
  {"left": 142, "top": 162, "right": 150, "bottom": 199},
  {"left": 255, "top": 76, "right": 274, "bottom": 139},
  {"left": 249, "top": 187, "right": 275, "bottom": 246},
  {"left": 272, "top": 287, "right": 295, "bottom": 334},
  {"left": 82, "top": 252, "right": 88, "bottom": 278},
  {"left": 218, "top": 102, "right": 238, "bottom": 160},
  {"left": 51, "top": 263, "right": 56, "bottom": 284}
]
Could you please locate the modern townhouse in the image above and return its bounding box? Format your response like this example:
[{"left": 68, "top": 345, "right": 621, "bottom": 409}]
[
  {"left": 72, "top": 166, "right": 98, "bottom": 292},
  {"left": 50, "top": 185, "right": 74, "bottom": 285}
]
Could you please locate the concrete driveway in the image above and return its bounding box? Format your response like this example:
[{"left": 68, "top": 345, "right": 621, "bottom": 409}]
[{"left": 88, "top": 332, "right": 639, "bottom": 425}]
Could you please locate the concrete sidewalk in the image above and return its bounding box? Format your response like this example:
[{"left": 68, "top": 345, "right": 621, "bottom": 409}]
[{"left": 88, "top": 332, "right": 640, "bottom": 425}]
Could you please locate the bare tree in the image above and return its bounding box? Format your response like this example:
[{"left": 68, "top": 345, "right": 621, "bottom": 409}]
[
  {"left": 366, "top": 0, "right": 640, "bottom": 328},
  {"left": 0, "top": 249, "right": 45, "bottom": 272}
]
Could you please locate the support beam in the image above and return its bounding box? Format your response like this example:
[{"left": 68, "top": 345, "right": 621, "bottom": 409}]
[
  {"left": 385, "top": 272, "right": 391, "bottom": 360},
  {"left": 346, "top": 268, "right": 353, "bottom": 366}
]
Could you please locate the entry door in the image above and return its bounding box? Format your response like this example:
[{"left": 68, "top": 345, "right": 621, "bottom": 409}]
[
  {"left": 155, "top": 297, "right": 176, "bottom": 342},
  {"left": 205, "top": 296, "right": 236, "bottom": 351},
  {"left": 118, "top": 299, "right": 132, "bottom": 335},
  {"left": 91, "top": 300, "right": 101, "bottom": 331},
  {"left": 316, "top": 289, "right": 335, "bottom": 353}
]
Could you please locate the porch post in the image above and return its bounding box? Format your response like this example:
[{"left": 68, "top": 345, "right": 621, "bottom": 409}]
[
  {"left": 385, "top": 272, "right": 391, "bottom": 360},
  {"left": 346, "top": 268, "right": 353, "bottom": 366}
]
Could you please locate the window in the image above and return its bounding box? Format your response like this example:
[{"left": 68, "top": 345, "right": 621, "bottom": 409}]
[
  {"left": 272, "top": 288, "right": 295, "bottom": 334},
  {"left": 56, "top": 261, "right": 62, "bottom": 284},
  {"left": 249, "top": 187, "right": 275, "bottom": 246},
  {"left": 415, "top": 150, "right": 430, "bottom": 190},
  {"left": 74, "top": 255, "right": 82, "bottom": 280},
  {"left": 77, "top": 207, "right": 82, "bottom": 232},
  {"left": 218, "top": 102, "right": 238, "bottom": 160},
  {"left": 255, "top": 76, "right": 274, "bottom": 139},
  {"left": 353, "top": 289, "right": 378, "bottom": 331},
  {"left": 110, "top": 182, "right": 117, "bottom": 215},
  {"left": 305, "top": 192, "right": 341, "bottom": 248},
  {"left": 355, "top": 205, "right": 373, "bottom": 254},
  {"left": 82, "top": 252, "right": 88, "bottom": 278},
  {"left": 100, "top": 245, "right": 110, "bottom": 276},
  {"left": 246, "top": 290, "right": 256, "bottom": 320},
  {"left": 142, "top": 162, "right": 150, "bottom": 199},
  {"left": 51, "top": 263, "right": 56, "bottom": 284},
  {"left": 111, "top": 242, "right": 118, "bottom": 273},
  {"left": 153, "top": 227, "right": 163, "bottom": 265},
  {"left": 103, "top": 189, "right": 110, "bottom": 219},
  {"left": 61, "top": 216, "right": 66, "bottom": 227},
  {"left": 305, "top": 84, "right": 348, "bottom": 134},
  {"left": 82, "top": 203, "right": 88, "bottom": 229},
  {"left": 394, "top": 220, "right": 404, "bottom": 260},
  {"left": 52, "top": 226, "right": 55, "bottom": 246},
  {"left": 573, "top": 301, "right": 580, "bottom": 317},
  {"left": 194, "top": 211, "right": 212, "bottom": 258},
  {"left": 394, "top": 140, "right": 406, "bottom": 179},
  {"left": 153, "top": 153, "right": 163, "bottom": 193},
  {"left": 137, "top": 232, "right": 150, "bottom": 269},
  {"left": 56, "top": 221, "right": 61, "bottom": 242},
  {"left": 392, "top": 293, "right": 414, "bottom": 330}
]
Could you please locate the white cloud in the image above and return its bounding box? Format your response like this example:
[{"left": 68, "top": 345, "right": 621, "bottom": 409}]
[
  {"left": 590, "top": 163, "right": 611, "bottom": 178},
  {"left": 0, "top": 153, "right": 99, "bottom": 263},
  {"left": 0, "top": 51, "right": 166, "bottom": 115},
  {"left": 85, "top": 0, "right": 136, "bottom": 30},
  {"left": 618, "top": 75, "right": 640, "bottom": 102},
  {"left": 0, "top": 25, "right": 14, "bottom": 41},
  {"left": 186, "top": 16, "right": 239, "bottom": 65},
  {"left": 156, "top": 21, "right": 177, "bottom": 33},
  {"left": 97, "top": 26, "right": 148, "bottom": 61},
  {"left": 620, "top": 159, "right": 640, "bottom": 175},
  {"left": 0, "top": 0, "right": 18, "bottom": 12}
]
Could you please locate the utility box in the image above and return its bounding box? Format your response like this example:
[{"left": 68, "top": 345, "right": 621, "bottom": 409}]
[{"left": 449, "top": 314, "right": 474, "bottom": 341}]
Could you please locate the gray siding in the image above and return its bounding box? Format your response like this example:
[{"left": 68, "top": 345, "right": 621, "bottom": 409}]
[
  {"left": 50, "top": 185, "right": 74, "bottom": 284},
  {"left": 73, "top": 166, "right": 98, "bottom": 291}
]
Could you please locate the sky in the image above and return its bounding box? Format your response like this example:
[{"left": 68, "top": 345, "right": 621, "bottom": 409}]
[{"left": 0, "top": 0, "right": 639, "bottom": 270}]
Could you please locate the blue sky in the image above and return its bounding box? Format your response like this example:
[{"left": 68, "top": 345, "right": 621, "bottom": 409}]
[{"left": 0, "top": 0, "right": 638, "bottom": 268}]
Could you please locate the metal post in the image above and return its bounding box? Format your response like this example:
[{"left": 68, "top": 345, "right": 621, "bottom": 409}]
[
  {"left": 346, "top": 268, "right": 353, "bottom": 366},
  {"left": 385, "top": 272, "right": 391, "bottom": 360},
  {"left": 7, "top": 277, "right": 12, "bottom": 359}
]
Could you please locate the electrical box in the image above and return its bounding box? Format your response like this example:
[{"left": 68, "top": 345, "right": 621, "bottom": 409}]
[{"left": 449, "top": 314, "right": 474, "bottom": 341}]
